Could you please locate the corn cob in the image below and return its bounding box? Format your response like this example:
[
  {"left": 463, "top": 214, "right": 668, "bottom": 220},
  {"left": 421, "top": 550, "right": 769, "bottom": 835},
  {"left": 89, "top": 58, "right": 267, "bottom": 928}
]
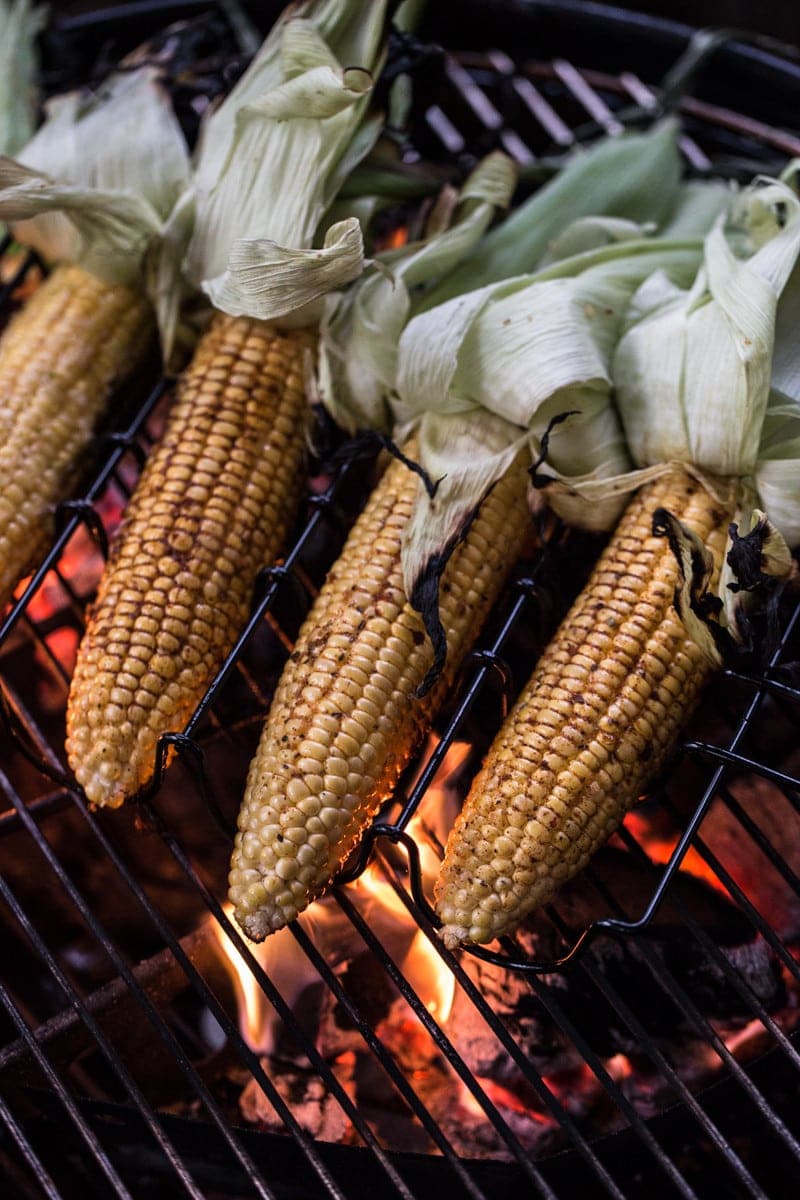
[
  {"left": 0, "top": 264, "right": 154, "bottom": 606},
  {"left": 435, "top": 467, "right": 732, "bottom": 949},
  {"left": 66, "top": 315, "right": 315, "bottom": 808},
  {"left": 228, "top": 446, "right": 532, "bottom": 941}
]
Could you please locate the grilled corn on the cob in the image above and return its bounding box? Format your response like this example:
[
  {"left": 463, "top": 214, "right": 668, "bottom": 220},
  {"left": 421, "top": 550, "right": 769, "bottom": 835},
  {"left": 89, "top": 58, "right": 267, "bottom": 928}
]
[
  {"left": 66, "top": 316, "right": 314, "bottom": 807},
  {"left": 228, "top": 447, "right": 531, "bottom": 941},
  {"left": 435, "top": 467, "right": 731, "bottom": 948},
  {"left": 0, "top": 264, "right": 154, "bottom": 607}
]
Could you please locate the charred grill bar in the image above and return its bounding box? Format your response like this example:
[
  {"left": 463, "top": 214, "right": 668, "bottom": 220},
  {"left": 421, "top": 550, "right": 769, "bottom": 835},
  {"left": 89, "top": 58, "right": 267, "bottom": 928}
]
[{"left": 2, "top": 4, "right": 800, "bottom": 1197}]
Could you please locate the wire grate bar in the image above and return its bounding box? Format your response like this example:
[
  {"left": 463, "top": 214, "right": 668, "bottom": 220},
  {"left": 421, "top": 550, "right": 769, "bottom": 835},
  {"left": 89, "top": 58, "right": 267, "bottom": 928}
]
[
  {"left": 0, "top": 1086, "right": 62, "bottom": 1200},
  {"left": 18, "top": 614, "right": 72, "bottom": 688},
  {"left": 391, "top": 566, "right": 556, "bottom": 834},
  {"left": 718, "top": 784, "right": 800, "bottom": 896},
  {"left": 551, "top": 59, "right": 625, "bottom": 134},
  {"left": 0, "top": 944, "right": 136, "bottom": 1200},
  {"left": 68, "top": 791, "right": 418, "bottom": 1200},
  {"left": 615, "top": 826, "right": 800, "bottom": 1078},
  {"left": 445, "top": 55, "right": 504, "bottom": 130},
  {"left": 0, "top": 377, "right": 170, "bottom": 648},
  {"left": 539, "top": 938, "right": 767, "bottom": 1200},
  {"left": 141, "top": 807, "right": 486, "bottom": 1200},
  {"left": 289, "top": 921, "right": 493, "bottom": 1200},
  {"left": 0, "top": 976, "right": 134, "bottom": 1200},
  {"left": 682, "top": 742, "right": 800, "bottom": 793},
  {"left": 332, "top": 889, "right": 557, "bottom": 1200},
  {"left": 579, "top": 866, "right": 800, "bottom": 1168},
  {"left": 522, "top": 973, "right": 700, "bottom": 1200},
  {"left": 371, "top": 851, "right": 635, "bottom": 1200},
  {"left": 180, "top": 453, "right": 364, "bottom": 741},
  {"left": 665, "top": 822, "right": 800, "bottom": 991},
  {"left": 0, "top": 788, "right": 71, "bottom": 835},
  {"left": 513, "top": 72, "right": 575, "bottom": 145},
  {"left": 0, "top": 776, "right": 286, "bottom": 1200},
  {"left": 523, "top": 596, "right": 800, "bottom": 967}
]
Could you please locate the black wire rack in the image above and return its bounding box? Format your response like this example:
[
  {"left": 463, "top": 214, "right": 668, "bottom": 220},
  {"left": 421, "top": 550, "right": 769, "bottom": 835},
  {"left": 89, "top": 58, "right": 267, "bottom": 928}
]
[{"left": 3, "top": 4, "right": 800, "bottom": 1199}]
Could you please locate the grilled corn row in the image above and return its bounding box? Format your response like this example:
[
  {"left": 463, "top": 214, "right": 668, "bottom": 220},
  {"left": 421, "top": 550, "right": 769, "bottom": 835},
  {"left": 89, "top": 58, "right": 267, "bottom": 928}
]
[
  {"left": 0, "top": 264, "right": 154, "bottom": 606},
  {"left": 435, "top": 467, "right": 731, "bottom": 948},
  {"left": 66, "top": 315, "right": 315, "bottom": 808},
  {"left": 228, "top": 447, "right": 532, "bottom": 942}
]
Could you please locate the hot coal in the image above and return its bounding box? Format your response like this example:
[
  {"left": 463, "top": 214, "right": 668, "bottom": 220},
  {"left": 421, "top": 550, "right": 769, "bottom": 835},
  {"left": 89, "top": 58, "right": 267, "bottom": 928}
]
[
  {"left": 700, "top": 776, "right": 800, "bottom": 940},
  {"left": 449, "top": 848, "right": 784, "bottom": 1079}
]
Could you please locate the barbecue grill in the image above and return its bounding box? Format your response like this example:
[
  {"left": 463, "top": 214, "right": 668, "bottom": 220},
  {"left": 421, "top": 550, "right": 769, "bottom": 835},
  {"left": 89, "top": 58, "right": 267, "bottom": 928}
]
[{"left": 3, "top": 2, "right": 800, "bottom": 1197}]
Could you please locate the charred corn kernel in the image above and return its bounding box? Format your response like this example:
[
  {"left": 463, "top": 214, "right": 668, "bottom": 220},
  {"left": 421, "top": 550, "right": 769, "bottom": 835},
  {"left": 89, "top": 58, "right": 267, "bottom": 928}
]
[
  {"left": 228, "top": 447, "right": 532, "bottom": 942},
  {"left": 66, "top": 315, "right": 314, "bottom": 808},
  {"left": 435, "top": 467, "right": 731, "bottom": 949},
  {"left": 0, "top": 264, "right": 153, "bottom": 606}
]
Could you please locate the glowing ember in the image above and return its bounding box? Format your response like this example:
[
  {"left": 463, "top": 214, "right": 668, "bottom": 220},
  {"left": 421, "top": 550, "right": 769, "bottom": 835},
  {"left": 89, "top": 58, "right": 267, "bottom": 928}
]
[{"left": 623, "top": 810, "right": 732, "bottom": 897}]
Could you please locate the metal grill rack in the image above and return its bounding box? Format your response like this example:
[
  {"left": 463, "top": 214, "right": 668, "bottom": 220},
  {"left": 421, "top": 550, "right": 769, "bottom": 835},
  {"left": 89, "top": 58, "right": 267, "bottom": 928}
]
[{"left": 3, "top": 5, "right": 800, "bottom": 1198}]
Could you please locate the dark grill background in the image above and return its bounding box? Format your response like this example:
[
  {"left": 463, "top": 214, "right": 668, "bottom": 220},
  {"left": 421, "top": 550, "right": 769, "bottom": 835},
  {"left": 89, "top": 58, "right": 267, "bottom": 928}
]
[{"left": 3, "top": 4, "right": 800, "bottom": 1198}]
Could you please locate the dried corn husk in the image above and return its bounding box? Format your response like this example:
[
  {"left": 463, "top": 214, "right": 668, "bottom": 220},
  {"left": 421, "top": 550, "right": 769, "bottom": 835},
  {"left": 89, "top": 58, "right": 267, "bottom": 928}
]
[
  {"left": 185, "top": 0, "right": 391, "bottom": 327},
  {"left": 0, "top": 0, "right": 45, "bottom": 156},
  {"left": 0, "top": 65, "right": 191, "bottom": 354},
  {"left": 318, "top": 151, "right": 517, "bottom": 433},
  {"left": 395, "top": 233, "right": 712, "bottom": 600}
]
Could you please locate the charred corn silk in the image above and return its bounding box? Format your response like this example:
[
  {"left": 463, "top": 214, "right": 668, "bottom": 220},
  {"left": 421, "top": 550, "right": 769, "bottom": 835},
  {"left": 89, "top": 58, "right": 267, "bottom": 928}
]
[
  {"left": 227, "top": 134, "right": 731, "bottom": 942},
  {"left": 66, "top": 318, "right": 313, "bottom": 807},
  {"left": 228, "top": 448, "right": 531, "bottom": 941},
  {"left": 434, "top": 468, "right": 731, "bottom": 948},
  {"left": 0, "top": 265, "right": 154, "bottom": 608},
  {"left": 396, "top": 173, "right": 800, "bottom": 949}
]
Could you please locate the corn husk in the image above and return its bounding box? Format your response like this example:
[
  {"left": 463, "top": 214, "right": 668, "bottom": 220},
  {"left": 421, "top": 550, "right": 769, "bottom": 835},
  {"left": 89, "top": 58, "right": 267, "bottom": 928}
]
[
  {"left": 420, "top": 120, "right": 694, "bottom": 309},
  {"left": 0, "top": 65, "right": 191, "bottom": 352},
  {"left": 614, "top": 177, "right": 800, "bottom": 480},
  {"left": 531, "top": 173, "right": 800, "bottom": 532},
  {"left": 558, "top": 170, "right": 800, "bottom": 664},
  {"left": 655, "top": 503, "right": 794, "bottom": 667},
  {"left": 318, "top": 151, "right": 517, "bottom": 432},
  {"left": 185, "top": 0, "right": 391, "bottom": 326},
  {"left": 0, "top": 0, "right": 45, "bottom": 156},
  {"left": 395, "top": 233, "right": 713, "bottom": 600}
]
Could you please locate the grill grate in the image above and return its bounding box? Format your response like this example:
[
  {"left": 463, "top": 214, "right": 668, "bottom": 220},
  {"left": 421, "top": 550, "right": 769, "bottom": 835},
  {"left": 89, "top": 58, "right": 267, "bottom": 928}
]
[{"left": 3, "top": 5, "right": 800, "bottom": 1198}]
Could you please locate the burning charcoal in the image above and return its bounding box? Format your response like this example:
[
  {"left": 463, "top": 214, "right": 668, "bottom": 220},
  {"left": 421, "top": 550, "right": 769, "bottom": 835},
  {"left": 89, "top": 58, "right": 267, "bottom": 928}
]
[
  {"left": 700, "top": 778, "right": 800, "bottom": 940},
  {"left": 448, "top": 849, "right": 785, "bottom": 1074},
  {"left": 616, "top": 1038, "right": 721, "bottom": 1120},
  {"left": 432, "top": 1082, "right": 565, "bottom": 1161},
  {"left": 240, "top": 1059, "right": 355, "bottom": 1143},
  {"left": 448, "top": 954, "right": 581, "bottom": 1083},
  {"left": 334, "top": 954, "right": 402, "bottom": 1032},
  {"left": 269, "top": 980, "right": 362, "bottom": 1066}
]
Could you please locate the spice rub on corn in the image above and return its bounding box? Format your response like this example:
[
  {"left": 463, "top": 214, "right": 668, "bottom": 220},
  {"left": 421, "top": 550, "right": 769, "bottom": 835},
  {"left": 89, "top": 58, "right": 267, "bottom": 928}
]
[
  {"left": 435, "top": 468, "right": 730, "bottom": 949},
  {"left": 66, "top": 316, "right": 314, "bottom": 808},
  {"left": 229, "top": 446, "right": 532, "bottom": 941},
  {"left": 0, "top": 264, "right": 153, "bottom": 607}
]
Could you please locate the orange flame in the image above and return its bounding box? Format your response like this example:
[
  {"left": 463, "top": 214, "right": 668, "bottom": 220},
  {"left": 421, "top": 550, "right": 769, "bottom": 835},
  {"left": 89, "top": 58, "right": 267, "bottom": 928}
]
[
  {"left": 623, "top": 811, "right": 731, "bottom": 897},
  {"left": 212, "top": 738, "right": 470, "bottom": 1052},
  {"left": 383, "top": 226, "right": 409, "bottom": 251}
]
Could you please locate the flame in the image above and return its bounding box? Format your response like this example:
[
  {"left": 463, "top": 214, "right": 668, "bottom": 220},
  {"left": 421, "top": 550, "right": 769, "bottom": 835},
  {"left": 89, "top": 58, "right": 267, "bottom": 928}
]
[
  {"left": 353, "top": 855, "right": 456, "bottom": 1025},
  {"left": 212, "top": 739, "right": 469, "bottom": 1053},
  {"left": 382, "top": 226, "right": 409, "bottom": 251},
  {"left": 212, "top": 902, "right": 319, "bottom": 1056}
]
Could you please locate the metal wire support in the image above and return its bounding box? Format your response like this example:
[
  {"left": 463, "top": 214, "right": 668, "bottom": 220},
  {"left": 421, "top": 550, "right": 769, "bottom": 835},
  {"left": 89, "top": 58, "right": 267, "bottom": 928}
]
[{"left": 3, "top": 8, "right": 800, "bottom": 1200}]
